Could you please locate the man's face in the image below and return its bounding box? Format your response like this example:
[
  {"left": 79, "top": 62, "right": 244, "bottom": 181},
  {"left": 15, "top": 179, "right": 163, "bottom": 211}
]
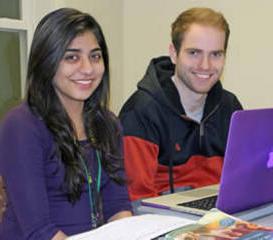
[{"left": 170, "top": 23, "right": 226, "bottom": 94}]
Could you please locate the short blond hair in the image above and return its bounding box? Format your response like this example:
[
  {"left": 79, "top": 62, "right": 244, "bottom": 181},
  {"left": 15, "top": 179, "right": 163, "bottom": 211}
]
[{"left": 171, "top": 7, "right": 230, "bottom": 52}]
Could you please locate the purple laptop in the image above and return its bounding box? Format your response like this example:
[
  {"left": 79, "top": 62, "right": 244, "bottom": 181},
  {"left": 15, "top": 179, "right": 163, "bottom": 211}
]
[
  {"left": 141, "top": 108, "right": 273, "bottom": 217},
  {"left": 216, "top": 108, "right": 273, "bottom": 213}
]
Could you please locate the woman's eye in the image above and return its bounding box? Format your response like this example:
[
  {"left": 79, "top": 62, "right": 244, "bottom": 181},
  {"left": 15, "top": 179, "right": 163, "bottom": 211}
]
[
  {"left": 90, "top": 53, "right": 102, "bottom": 63},
  {"left": 91, "top": 54, "right": 101, "bottom": 62},
  {"left": 64, "top": 54, "right": 79, "bottom": 62}
]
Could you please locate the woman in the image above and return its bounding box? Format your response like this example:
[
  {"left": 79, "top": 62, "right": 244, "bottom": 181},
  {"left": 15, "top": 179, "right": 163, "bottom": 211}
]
[{"left": 0, "top": 8, "right": 132, "bottom": 240}]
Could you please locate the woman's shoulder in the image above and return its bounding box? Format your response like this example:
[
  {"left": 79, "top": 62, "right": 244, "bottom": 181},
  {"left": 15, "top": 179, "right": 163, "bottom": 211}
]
[
  {"left": 0, "top": 102, "right": 49, "bottom": 139},
  {"left": 1, "top": 102, "right": 40, "bottom": 128}
]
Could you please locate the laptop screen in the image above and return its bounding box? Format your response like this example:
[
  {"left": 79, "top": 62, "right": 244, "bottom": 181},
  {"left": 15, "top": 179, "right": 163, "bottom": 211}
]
[{"left": 216, "top": 108, "right": 273, "bottom": 213}]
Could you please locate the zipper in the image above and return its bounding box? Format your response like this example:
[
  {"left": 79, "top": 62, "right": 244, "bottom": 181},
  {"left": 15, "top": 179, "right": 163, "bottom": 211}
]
[{"left": 199, "top": 104, "right": 220, "bottom": 151}]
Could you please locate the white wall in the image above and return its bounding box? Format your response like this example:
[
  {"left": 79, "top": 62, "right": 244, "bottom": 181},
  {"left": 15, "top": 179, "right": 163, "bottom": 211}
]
[{"left": 88, "top": 1, "right": 124, "bottom": 114}]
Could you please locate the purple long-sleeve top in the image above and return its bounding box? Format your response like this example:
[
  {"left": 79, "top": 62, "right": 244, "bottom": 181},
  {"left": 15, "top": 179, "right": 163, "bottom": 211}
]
[{"left": 0, "top": 102, "right": 131, "bottom": 240}]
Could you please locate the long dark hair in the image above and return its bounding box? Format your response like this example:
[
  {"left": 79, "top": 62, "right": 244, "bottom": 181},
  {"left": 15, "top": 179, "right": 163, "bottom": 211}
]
[{"left": 26, "top": 8, "right": 123, "bottom": 202}]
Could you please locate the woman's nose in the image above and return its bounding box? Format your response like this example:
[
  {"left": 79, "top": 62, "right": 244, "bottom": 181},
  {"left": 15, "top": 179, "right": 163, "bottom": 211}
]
[{"left": 80, "top": 58, "right": 94, "bottom": 75}]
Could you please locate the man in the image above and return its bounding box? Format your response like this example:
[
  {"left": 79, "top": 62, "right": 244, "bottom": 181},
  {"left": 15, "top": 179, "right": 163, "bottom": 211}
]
[{"left": 119, "top": 7, "right": 242, "bottom": 201}]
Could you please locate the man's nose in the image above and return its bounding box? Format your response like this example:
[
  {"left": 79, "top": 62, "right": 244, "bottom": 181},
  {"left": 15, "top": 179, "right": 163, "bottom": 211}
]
[{"left": 199, "top": 55, "right": 211, "bottom": 70}]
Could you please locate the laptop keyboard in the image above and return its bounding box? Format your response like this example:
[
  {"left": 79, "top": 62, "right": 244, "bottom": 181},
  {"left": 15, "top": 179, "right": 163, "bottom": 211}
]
[{"left": 177, "top": 195, "right": 217, "bottom": 210}]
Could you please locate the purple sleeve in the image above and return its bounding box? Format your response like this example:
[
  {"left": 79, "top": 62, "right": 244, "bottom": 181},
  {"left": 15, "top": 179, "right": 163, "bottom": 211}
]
[
  {"left": 101, "top": 117, "right": 132, "bottom": 221},
  {"left": 0, "top": 108, "right": 59, "bottom": 239},
  {"left": 101, "top": 171, "right": 132, "bottom": 221}
]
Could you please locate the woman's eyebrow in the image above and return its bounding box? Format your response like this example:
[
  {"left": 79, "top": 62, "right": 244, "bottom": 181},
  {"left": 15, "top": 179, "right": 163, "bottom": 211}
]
[
  {"left": 65, "top": 47, "right": 102, "bottom": 53},
  {"left": 65, "top": 48, "right": 80, "bottom": 52}
]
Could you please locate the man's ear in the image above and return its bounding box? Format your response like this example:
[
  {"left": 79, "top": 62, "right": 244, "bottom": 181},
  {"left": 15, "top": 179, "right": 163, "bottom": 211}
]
[{"left": 169, "top": 43, "right": 178, "bottom": 65}]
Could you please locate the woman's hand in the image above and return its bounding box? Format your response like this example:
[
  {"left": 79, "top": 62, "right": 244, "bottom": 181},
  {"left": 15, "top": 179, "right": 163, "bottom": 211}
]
[
  {"left": 52, "top": 231, "right": 67, "bottom": 240},
  {"left": 108, "top": 210, "right": 132, "bottom": 222},
  {"left": 0, "top": 176, "right": 7, "bottom": 223}
]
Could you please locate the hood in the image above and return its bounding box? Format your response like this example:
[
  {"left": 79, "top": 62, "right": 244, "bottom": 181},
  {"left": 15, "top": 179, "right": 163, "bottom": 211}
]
[
  {"left": 137, "top": 56, "right": 177, "bottom": 111},
  {"left": 137, "top": 56, "right": 224, "bottom": 117}
]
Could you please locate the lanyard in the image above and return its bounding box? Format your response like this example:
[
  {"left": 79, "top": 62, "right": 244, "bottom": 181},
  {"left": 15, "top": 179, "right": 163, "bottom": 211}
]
[{"left": 80, "top": 149, "right": 102, "bottom": 228}]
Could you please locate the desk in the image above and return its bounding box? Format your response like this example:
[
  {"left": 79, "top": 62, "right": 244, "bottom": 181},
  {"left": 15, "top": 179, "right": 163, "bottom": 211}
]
[
  {"left": 252, "top": 214, "right": 273, "bottom": 227},
  {"left": 137, "top": 204, "right": 273, "bottom": 228}
]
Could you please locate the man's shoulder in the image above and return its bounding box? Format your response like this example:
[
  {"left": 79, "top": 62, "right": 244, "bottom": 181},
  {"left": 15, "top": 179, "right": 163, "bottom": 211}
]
[
  {"left": 120, "top": 89, "right": 159, "bottom": 115},
  {"left": 221, "top": 88, "right": 238, "bottom": 98},
  {"left": 221, "top": 88, "right": 241, "bottom": 103},
  {"left": 219, "top": 88, "right": 243, "bottom": 111}
]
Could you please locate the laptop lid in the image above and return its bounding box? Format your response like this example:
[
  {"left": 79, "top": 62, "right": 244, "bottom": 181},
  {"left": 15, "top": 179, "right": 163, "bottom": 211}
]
[
  {"left": 141, "top": 108, "right": 273, "bottom": 216},
  {"left": 216, "top": 108, "right": 273, "bottom": 213}
]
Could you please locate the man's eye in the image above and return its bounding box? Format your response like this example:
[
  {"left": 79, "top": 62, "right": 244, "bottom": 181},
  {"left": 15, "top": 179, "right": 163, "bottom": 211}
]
[
  {"left": 212, "top": 52, "right": 224, "bottom": 58},
  {"left": 188, "top": 50, "right": 199, "bottom": 56}
]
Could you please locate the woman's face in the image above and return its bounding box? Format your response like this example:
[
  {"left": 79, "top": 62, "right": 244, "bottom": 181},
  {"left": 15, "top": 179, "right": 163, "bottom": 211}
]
[{"left": 53, "top": 31, "right": 105, "bottom": 109}]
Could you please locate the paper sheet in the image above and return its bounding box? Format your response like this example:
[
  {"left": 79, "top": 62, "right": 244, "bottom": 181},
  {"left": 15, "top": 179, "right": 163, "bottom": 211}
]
[{"left": 68, "top": 214, "right": 195, "bottom": 240}]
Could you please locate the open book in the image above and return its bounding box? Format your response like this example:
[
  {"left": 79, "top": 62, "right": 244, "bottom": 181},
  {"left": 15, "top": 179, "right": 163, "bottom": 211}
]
[
  {"left": 68, "top": 210, "right": 273, "bottom": 240},
  {"left": 68, "top": 214, "right": 195, "bottom": 240},
  {"left": 162, "top": 209, "right": 273, "bottom": 239}
]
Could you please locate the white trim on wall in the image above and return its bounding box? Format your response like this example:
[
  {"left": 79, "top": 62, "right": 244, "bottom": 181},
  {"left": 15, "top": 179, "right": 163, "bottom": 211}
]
[{"left": 0, "top": 0, "right": 33, "bottom": 98}]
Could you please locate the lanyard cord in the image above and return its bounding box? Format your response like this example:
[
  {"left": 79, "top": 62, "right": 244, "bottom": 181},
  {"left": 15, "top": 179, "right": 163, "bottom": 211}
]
[
  {"left": 96, "top": 150, "right": 102, "bottom": 192},
  {"left": 79, "top": 149, "right": 102, "bottom": 228}
]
